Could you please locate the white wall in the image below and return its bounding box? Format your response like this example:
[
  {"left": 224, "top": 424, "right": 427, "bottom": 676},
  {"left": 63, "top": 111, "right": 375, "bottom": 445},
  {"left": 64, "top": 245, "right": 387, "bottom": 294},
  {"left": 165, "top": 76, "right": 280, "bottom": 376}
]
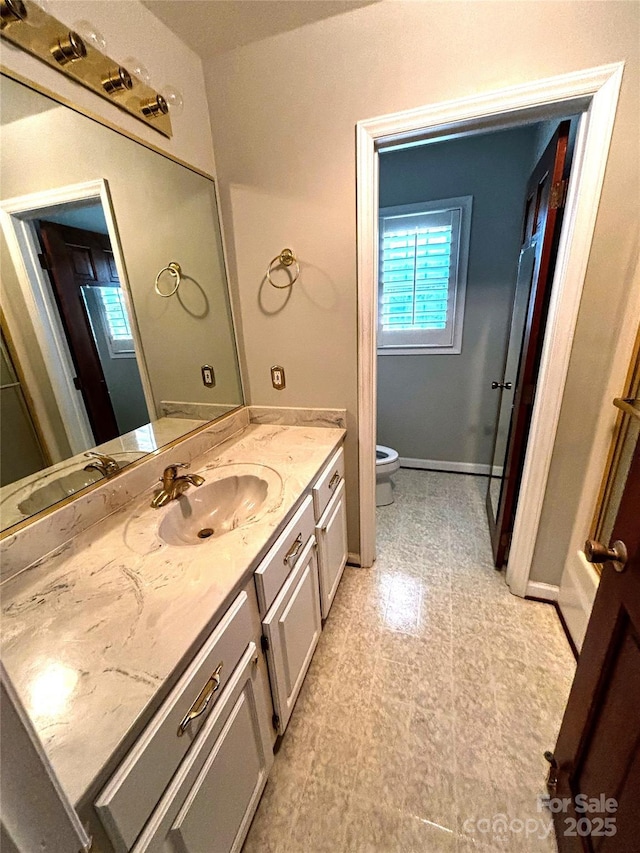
[
  {"left": 205, "top": 0, "right": 640, "bottom": 575},
  {"left": 0, "top": 0, "right": 215, "bottom": 175},
  {"left": 377, "top": 125, "right": 537, "bottom": 468}
]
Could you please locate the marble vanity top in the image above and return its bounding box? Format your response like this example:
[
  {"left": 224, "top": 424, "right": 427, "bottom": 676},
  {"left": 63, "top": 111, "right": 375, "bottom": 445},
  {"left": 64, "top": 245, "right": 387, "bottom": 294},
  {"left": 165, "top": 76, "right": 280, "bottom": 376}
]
[{"left": 0, "top": 423, "right": 344, "bottom": 808}]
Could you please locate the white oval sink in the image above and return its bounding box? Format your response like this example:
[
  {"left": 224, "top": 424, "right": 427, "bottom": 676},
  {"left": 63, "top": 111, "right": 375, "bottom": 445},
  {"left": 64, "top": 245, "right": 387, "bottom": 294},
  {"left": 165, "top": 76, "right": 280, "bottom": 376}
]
[
  {"left": 10, "top": 453, "right": 143, "bottom": 517},
  {"left": 158, "top": 472, "right": 275, "bottom": 546}
]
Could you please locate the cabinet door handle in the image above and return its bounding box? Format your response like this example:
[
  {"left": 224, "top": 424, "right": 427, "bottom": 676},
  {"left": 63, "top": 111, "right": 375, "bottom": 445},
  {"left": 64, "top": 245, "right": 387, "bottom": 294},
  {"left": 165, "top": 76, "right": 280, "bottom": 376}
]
[
  {"left": 328, "top": 471, "right": 340, "bottom": 489},
  {"left": 177, "top": 662, "right": 223, "bottom": 737},
  {"left": 284, "top": 534, "right": 303, "bottom": 566}
]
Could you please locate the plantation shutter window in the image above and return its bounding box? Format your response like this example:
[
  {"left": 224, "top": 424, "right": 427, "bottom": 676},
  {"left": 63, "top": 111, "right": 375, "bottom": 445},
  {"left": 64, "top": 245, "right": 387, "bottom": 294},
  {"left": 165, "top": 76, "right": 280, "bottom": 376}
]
[
  {"left": 81, "top": 284, "right": 135, "bottom": 358},
  {"left": 378, "top": 197, "right": 472, "bottom": 354}
]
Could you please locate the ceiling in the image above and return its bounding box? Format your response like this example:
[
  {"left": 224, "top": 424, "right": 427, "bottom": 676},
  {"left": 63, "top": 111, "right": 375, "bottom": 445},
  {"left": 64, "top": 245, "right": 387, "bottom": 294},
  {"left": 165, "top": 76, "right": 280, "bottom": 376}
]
[{"left": 142, "top": 0, "right": 378, "bottom": 58}]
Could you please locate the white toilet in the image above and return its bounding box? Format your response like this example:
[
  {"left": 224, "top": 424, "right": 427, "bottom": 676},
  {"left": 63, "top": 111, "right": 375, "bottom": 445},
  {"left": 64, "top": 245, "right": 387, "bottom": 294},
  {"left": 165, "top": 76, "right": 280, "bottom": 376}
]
[{"left": 376, "top": 445, "right": 400, "bottom": 506}]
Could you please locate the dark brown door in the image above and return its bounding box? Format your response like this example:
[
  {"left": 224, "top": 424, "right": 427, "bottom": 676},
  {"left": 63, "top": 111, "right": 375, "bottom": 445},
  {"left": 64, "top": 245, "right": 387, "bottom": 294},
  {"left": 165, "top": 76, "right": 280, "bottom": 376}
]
[
  {"left": 550, "top": 409, "right": 640, "bottom": 851},
  {"left": 486, "top": 121, "right": 572, "bottom": 566},
  {"left": 38, "top": 221, "right": 120, "bottom": 445}
]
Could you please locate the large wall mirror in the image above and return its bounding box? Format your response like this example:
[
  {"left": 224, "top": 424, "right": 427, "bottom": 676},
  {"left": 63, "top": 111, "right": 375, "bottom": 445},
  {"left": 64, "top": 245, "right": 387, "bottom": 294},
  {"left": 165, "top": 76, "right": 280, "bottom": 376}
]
[{"left": 0, "top": 73, "right": 244, "bottom": 533}]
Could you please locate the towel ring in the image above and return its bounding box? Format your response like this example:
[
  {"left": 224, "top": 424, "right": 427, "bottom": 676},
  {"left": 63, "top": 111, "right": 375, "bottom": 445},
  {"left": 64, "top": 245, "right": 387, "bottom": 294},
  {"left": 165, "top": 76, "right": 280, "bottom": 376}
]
[
  {"left": 266, "top": 248, "right": 300, "bottom": 289},
  {"left": 155, "top": 261, "right": 182, "bottom": 297}
]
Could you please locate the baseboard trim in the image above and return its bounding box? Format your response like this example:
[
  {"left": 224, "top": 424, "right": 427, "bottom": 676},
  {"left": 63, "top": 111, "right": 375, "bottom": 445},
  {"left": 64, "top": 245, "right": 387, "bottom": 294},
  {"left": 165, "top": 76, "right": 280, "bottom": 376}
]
[
  {"left": 525, "top": 581, "right": 560, "bottom": 602},
  {"left": 399, "top": 457, "right": 493, "bottom": 476}
]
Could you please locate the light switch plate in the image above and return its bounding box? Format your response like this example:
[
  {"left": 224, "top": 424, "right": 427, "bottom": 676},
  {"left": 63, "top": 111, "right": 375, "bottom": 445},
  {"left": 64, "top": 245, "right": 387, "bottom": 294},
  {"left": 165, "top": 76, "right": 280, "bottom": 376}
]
[{"left": 271, "top": 365, "right": 286, "bottom": 390}]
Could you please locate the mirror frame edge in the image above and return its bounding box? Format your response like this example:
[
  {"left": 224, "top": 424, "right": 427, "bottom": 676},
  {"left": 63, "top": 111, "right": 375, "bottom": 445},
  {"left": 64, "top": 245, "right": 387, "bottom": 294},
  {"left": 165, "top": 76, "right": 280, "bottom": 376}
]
[{"left": 0, "top": 65, "right": 247, "bottom": 538}]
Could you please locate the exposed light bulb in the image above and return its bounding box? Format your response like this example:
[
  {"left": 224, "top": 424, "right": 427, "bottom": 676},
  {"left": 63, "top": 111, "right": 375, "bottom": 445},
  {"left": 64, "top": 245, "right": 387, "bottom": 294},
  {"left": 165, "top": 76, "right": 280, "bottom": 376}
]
[
  {"left": 123, "top": 56, "right": 151, "bottom": 86},
  {"left": 73, "top": 19, "right": 107, "bottom": 52},
  {"left": 161, "top": 85, "right": 184, "bottom": 116}
]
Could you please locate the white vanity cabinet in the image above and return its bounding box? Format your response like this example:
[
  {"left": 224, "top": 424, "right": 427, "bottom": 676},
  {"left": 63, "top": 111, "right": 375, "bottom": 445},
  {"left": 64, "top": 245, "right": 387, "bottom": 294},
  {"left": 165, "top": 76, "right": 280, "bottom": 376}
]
[
  {"left": 312, "top": 447, "right": 347, "bottom": 618},
  {"left": 315, "top": 478, "right": 348, "bottom": 619},
  {"left": 261, "top": 535, "right": 322, "bottom": 734},
  {"left": 95, "top": 586, "right": 273, "bottom": 853},
  {"left": 254, "top": 496, "right": 322, "bottom": 735},
  {"left": 131, "top": 643, "right": 272, "bottom": 853}
]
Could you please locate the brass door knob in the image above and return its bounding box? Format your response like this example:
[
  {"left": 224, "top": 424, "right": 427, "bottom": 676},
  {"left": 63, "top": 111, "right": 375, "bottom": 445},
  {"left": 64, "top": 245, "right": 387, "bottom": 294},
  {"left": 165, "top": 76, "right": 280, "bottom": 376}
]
[{"left": 584, "top": 539, "right": 628, "bottom": 572}]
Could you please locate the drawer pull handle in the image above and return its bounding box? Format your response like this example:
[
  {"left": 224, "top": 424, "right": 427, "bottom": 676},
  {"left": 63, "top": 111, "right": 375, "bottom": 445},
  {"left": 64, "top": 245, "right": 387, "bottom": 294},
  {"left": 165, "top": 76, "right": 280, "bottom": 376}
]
[
  {"left": 328, "top": 471, "right": 340, "bottom": 489},
  {"left": 284, "top": 534, "right": 303, "bottom": 566},
  {"left": 177, "top": 662, "right": 223, "bottom": 737}
]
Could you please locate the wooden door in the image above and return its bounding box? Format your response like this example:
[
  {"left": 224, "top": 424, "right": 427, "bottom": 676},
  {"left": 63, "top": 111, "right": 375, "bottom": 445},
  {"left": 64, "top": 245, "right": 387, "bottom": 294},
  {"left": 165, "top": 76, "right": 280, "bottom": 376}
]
[
  {"left": 38, "top": 221, "right": 120, "bottom": 445},
  {"left": 550, "top": 407, "right": 639, "bottom": 851},
  {"left": 486, "top": 121, "right": 572, "bottom": 566}
]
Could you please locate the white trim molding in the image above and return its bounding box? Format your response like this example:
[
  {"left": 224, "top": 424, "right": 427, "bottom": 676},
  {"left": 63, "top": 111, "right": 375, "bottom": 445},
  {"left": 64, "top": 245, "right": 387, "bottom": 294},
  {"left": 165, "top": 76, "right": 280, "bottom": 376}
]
[
  {"left": 525, "top": 581, "right": 560, "bottom": 602},
  {"left": 356, "top": 62, "right": 625, "bottom": 585},
  {"left": 399, "top": 457, "right": 492, "bottom": 477},
  {"left": 0, "top": 179, "right": 156, "bottom": 459}
]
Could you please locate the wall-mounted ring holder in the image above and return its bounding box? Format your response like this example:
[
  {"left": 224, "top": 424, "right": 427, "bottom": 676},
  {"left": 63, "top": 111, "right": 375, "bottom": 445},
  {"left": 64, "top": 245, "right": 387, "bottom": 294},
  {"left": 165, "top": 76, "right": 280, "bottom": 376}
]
[
  {"left": 154, "top": 261, "right": 182, "bottom": 297},
  {"left": 266, "top": 248, "right": 300, "bottom": 289}
]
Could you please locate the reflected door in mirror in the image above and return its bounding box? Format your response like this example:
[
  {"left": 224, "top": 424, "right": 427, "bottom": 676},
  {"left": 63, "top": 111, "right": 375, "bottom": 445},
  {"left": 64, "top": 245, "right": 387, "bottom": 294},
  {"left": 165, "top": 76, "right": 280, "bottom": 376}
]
[{"left": 38, "top": 221, "right": 148, "bottom": 445}]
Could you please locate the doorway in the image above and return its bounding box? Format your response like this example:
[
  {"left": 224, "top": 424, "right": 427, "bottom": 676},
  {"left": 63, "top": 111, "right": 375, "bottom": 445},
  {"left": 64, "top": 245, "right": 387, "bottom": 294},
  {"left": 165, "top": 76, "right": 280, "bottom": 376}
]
[
  {"left": 357, "top": 63, "right": 625, "bottom": 598},
  {"left": 0, "top": 180, "right": 155, "bottom": 463},
  {"left": 376, "top": 119, "right": 578, "bottom": 574}
]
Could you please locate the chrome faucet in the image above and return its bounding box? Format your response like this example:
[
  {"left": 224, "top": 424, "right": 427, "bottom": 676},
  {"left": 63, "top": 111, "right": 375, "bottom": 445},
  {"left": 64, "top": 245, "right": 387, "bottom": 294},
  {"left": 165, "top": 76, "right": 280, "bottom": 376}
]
[
  {"left": 151, "top": 463, "right": 205, "bottom": 508},
  {"left": 84, "top": 452, "right": 120, "bottom": 478}
]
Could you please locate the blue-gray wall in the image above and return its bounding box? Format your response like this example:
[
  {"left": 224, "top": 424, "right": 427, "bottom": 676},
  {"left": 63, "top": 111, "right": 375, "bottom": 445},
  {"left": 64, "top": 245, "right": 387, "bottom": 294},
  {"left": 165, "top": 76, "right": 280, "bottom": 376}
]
[{"left": 377, "top": 124, "right": 539, "bottom": 468}]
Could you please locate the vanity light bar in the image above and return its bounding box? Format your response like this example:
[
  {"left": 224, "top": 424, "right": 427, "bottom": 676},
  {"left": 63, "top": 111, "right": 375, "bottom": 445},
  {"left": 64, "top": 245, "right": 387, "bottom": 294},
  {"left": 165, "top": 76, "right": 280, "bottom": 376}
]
[{"left": 0, "top": 0, "right": 173, "bottom": 138}]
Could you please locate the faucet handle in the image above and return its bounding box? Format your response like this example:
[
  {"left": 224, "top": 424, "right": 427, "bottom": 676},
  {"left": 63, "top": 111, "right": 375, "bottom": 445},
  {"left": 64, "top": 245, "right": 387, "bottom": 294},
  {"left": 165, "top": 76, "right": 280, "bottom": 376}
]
[{"left": 159, "top": 462, "right": 190, "bottom": 484}]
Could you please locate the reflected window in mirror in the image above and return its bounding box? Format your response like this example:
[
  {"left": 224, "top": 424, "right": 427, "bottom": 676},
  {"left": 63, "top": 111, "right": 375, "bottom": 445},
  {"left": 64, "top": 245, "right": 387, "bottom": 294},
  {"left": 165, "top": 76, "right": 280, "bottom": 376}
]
[{"left": 0, "top": 73, "right": 243, "bottom": 533}]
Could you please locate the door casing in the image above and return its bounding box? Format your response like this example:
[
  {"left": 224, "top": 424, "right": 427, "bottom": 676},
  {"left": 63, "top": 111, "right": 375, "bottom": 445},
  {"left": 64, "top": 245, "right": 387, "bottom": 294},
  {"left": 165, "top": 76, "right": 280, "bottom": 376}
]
[
  {"left": 356, "top": 63, "right": 626, "bottom": 597},
  {"left": 0, "top": 179, "right": 156, "bottom": 459}
]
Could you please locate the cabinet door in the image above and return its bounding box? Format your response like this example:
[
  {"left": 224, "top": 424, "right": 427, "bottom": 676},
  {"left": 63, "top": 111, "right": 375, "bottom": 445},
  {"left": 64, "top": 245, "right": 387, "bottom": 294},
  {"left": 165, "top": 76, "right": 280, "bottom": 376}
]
[
  {"left": 132, "top": 643, "right": 273, "bottom": 853},
  {"left": 167, "top": 688, "right": 265, "bottom": 853},
  {"left": 316, "top": 479, "right": 347, "bottom": 619},
  {"left": 262, "top": 536, "right": 322, "bottom": 734}
]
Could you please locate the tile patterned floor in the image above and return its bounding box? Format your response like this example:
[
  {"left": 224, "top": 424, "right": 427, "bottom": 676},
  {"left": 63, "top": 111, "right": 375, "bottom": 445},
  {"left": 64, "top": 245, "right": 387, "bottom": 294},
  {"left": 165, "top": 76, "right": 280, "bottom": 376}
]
[{"left": 243, "top": 470, "right": 576, "bottom": 852}]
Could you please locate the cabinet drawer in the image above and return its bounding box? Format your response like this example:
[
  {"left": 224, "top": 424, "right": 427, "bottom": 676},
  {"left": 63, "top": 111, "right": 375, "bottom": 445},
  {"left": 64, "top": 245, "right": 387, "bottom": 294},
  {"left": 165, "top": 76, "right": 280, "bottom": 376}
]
[
  {"left": 312, "top": 446, "right": 344, "bottom": 521},
  {"left": 131, "top": 643, "right": 273, "bottom": 853},
  {"left": 316, "top": 479, "right": 348, "bottom": 619},
  {"left": 254, "top": 495, "right": 315, "bottom": 616},
  {"left": 95, "top": 591, "right": 253, "bottom": 852}
]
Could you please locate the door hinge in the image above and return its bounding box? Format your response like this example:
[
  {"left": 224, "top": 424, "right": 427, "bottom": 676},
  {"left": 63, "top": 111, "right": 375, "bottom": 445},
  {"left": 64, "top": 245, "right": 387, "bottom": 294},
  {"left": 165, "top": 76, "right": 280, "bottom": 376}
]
[
  {"left": 272, "top": 713, "right": 280, "bottom": 730},
  {"left": 72, "top": 376, "right": 82, "bottom": 391},
  {"left": 549, "top": 179, "right": 568, "bottom": 210},
  {"left": 38, "top": 252, "right": 51, "bottom": 271},
  {"left": 260, "top": 635, "right": 270, "bottom": 653}
]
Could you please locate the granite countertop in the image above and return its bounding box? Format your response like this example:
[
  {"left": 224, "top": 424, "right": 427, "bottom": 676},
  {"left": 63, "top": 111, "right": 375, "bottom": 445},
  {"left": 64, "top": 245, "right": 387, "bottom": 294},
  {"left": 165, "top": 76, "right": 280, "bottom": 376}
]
[{"left": 0, "top": 423, "right": 344, "bottom": 808}]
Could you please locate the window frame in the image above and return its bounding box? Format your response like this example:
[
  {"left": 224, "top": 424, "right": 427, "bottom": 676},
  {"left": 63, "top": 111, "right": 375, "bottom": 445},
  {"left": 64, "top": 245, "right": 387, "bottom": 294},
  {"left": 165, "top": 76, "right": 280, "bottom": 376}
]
[
  {"left": 81, "top": 284, "right": 136, "bottom": 360},
  {"left": 377, "top": 195, "right": 472, "bottom": 356}
]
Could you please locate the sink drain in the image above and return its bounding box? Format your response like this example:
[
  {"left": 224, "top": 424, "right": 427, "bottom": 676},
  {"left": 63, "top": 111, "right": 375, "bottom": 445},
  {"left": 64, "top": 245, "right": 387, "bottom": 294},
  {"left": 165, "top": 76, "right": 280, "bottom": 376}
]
[{"left": 197, "top": 528, "right": 214, "bottom": 539}]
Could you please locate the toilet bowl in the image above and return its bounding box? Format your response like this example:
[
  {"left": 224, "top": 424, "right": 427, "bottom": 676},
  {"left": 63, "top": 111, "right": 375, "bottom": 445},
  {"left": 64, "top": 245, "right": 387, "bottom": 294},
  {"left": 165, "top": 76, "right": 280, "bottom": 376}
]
[{"left": 376, "top": 445, "right": 400, "bottom": 506}]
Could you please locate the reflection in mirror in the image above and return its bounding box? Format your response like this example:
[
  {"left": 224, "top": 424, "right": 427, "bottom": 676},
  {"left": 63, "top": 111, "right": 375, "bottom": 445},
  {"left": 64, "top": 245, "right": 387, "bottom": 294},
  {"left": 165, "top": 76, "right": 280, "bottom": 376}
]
[{"left": 0, "top": 74, "right": 243, "bottom": 532}]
